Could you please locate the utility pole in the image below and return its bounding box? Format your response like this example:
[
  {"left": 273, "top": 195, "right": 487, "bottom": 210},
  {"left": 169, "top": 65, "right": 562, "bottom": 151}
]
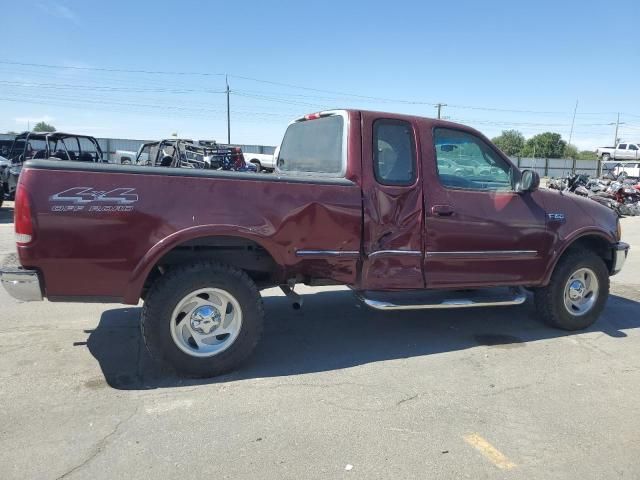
[
  {"left": 606, "top": 114, "right": 625, "bottom": 147},
  {"left": 613, "top": 112, "right": 622, "bottom": 147},
  {"left": 226, "top": 75, "right": 231, "bottom": 144},
  {"left": 568, "top": 99, "right": 578, "bottom": 147},
  {"left": 435, "top": 103, "right": 447, "bottom": 119}
]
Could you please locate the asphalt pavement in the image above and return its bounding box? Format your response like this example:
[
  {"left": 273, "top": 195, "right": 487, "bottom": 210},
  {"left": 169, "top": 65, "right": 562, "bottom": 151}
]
[{"left": 1, "top": 201, "right": 639, "bottom": 479}]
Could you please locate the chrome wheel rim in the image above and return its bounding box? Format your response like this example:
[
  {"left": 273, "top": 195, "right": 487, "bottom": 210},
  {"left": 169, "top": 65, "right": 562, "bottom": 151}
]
[
  {"left": 170, "top": 288, "right": 242, "bottom": 357},
  {"left": 563, "top": 267, "right": 599, "bottom": 316}
]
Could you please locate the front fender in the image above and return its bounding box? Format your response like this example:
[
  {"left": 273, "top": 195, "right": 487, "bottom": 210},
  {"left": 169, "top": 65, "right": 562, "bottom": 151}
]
[{"left": 540, "top": 227, "right": 616, "bottom": 286}]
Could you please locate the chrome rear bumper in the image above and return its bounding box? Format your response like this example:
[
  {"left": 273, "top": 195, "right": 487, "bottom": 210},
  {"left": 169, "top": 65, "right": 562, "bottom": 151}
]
[
  {"left": 611, "top": 242, "right": 629, "bottom": 275},
  {"left": 1, "top": 255, "right": 43, "bottom": 301}
]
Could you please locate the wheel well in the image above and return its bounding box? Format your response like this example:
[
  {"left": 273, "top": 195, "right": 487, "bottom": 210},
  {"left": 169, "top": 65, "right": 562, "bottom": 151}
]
[
  {"left": 141, "top": 236, "right": 280, "bottom": 298},
  {"left": 563, "top": 235, "right": 613, "bottom": 271}
]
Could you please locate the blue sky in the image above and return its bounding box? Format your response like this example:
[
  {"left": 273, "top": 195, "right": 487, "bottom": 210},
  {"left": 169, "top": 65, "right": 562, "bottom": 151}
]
[{"left": 1, "top": 0, "right": 639, "bottom": 149}]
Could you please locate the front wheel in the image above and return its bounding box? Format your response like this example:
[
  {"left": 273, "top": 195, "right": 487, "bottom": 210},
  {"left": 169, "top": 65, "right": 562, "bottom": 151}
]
[
  {"left": 141, "top": 261, "right": 264, "bottom": 377},
  {"left": 534, "top": 249, "right": 609, "bottom": 330}
]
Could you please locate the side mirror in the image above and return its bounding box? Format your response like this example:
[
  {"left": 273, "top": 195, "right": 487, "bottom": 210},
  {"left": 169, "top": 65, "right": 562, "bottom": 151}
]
[{"left": 518, "top": 169, "right": 540, "bottom": 193}]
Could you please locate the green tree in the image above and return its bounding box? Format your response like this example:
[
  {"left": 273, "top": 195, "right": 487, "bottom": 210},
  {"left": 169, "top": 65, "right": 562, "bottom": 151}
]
[
  {"left": 491, "top": 130, "right": 525, "bottom": 156},
  {"left": 563, "top": 144, "right": 579, "bottom": 159},
  {"left": 32, "top": 121, "right": 56, "bottom": 132},
  {"left": 521, "top": 132, "right": 566, "bottom": 158},
  {"left": 577, "top": 150, "right": 598, "bottom": 160}
]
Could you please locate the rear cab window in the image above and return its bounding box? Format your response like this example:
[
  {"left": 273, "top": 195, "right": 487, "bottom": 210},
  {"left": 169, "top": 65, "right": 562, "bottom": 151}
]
[
  {"left": 276, "top": 111, "right": 347, "bottom": 177},
  {"left": 373, "top": 119, "right": 416, "bottom": 186}
]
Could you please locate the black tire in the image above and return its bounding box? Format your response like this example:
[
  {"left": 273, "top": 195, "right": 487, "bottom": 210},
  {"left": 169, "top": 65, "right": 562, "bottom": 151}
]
[
  {"left": 141, "top": 261, "right": 264, "bottom": 377},
  {"left": 534, "top": 248, "right": 609, "bottom": 330},
  {"left": 601, "top": 154, "right": 610, "bottom": 161},
  {"left": 251, "top": 160, "right": 261, "bottom": 173}
]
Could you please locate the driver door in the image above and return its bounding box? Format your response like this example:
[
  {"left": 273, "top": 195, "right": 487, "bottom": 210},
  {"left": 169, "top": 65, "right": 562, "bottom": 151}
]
[{"left": 423, "top": 127, "right": 550, "bottom": 288}]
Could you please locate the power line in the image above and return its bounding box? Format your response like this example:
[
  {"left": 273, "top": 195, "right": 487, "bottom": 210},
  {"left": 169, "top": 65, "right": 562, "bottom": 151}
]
[
  {"left": 0, "top": 79, "right": 226, "bottom": 94},
  {"left": 0, "top": 60, "right": 225, "bottom": 77},
  {"left": 0, "top": 60, "right": 573, "bottom": 114},
  {"left": 2, "top": 59, "right": 640, "bottom": 119},
  {"left": 0, "top": 94, "right": 298, "bottom": 119}
]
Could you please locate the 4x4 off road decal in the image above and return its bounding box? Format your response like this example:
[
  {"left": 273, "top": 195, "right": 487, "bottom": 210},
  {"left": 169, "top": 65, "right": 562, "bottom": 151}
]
[{"left": 49, "top": 187, "right": 138, "bottom": 212}]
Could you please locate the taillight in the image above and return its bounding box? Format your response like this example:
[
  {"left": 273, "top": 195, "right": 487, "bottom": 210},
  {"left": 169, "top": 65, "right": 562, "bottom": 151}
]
[{"left": 14, "top": 186, "right": 34, "bottom": 245}]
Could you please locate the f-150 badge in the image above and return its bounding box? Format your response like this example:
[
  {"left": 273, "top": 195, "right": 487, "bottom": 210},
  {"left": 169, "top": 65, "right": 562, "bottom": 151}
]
[
  {"left": 49, "top": 187, "right": 138, "bottom": 212},
  {"left": 546, "top": 212, "right": 566, "bottom": 223}
]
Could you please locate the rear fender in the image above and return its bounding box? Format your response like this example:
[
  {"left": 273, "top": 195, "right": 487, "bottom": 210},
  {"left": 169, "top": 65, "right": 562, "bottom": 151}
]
[{"left": 123, "top": 225, "right": 280, "bottom": 304}]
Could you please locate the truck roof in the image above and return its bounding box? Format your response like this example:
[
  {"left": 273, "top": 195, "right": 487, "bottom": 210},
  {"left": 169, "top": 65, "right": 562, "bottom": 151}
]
[{"left": 298, "top": 109, "right": 485, "bottom": 136}]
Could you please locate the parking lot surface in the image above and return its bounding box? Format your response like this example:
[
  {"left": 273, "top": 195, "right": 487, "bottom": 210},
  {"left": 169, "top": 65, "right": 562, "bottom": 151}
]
[{"left": 1, "top": 202, "right": 639, "bottom": 479}]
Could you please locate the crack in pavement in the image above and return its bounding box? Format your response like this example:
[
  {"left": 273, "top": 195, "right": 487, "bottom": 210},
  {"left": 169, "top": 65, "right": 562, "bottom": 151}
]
[
  {"left": 55, "top": 407, "right": 138, "bottom": 480},
  {"left": 396, "top": 394, "right": 419, "bottom": 406}
]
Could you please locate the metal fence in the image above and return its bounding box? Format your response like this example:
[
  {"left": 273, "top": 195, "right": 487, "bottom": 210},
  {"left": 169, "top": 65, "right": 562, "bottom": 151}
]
[
  {"left": 0, "top": 133, "right": 276, "bottom": 162},
  {"left": 510, "top": 157, "right": 600, "bottom": 178}
]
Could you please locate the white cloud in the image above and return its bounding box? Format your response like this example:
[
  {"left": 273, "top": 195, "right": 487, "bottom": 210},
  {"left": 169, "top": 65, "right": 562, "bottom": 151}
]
[{"left": 37, "top": 2, "right": 79, "bottom": 24}]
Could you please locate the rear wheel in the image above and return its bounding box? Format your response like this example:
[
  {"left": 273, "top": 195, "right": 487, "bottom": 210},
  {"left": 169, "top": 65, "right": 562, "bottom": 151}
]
[
  {"left": 601, "top": 153, "right": 611, "bottom": 161},
  {"left": 534, "top": 249, "right": 609, "bottom": 330},
  {"left": 141, "top": 261, "right": 264, "bottom": 377},
  {"left": 251, "top": 160, "right": 262, "bottom": 172}
]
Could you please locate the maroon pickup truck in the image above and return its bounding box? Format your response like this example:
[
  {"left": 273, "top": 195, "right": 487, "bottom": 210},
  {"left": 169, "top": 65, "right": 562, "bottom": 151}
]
[{"left": 1, "top": 110, "right": 629, "bottom": 377}]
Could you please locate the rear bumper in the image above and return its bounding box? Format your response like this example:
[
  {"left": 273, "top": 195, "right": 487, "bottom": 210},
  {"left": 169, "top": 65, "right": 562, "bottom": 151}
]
[
  {"left": 0, "top": 254, "right": 43, "bottom": 301},
  {"left": 611, "top": 242, "right": 630, "bottom": 275}
]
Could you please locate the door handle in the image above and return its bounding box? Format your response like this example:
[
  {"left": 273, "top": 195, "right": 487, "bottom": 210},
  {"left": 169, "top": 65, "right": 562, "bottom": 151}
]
[{"left": 431, "top": 204, "right": 454, "bottom": 216}]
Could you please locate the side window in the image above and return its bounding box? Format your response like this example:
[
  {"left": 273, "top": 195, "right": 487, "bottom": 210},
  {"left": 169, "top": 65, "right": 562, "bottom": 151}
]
[
  {"left": 434, "top": 128, "right": 512, "bottom": 191},
  {"left": 628, "top": 144, "right": 638, "bottom": 151},
  {"left": 373, "top": 119, "right": 416, "bottom": 186},
  {"left": 618, "top": 144, "right": 627, "bottom": 150}
]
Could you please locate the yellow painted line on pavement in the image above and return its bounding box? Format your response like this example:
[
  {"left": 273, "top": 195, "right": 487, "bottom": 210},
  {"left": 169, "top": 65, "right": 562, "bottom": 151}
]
[{"left": 463, "top": 433, "right": 516, "bottom": 470}]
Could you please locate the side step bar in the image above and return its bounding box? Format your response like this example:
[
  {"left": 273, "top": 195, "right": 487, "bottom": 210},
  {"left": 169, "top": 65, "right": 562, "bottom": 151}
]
[{"left": 356, "top": 287, "right": 527, "bottom": 311}]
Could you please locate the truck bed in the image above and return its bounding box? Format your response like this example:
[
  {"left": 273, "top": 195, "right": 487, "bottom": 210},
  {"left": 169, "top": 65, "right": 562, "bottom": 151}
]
[{"left": 18, "top": 160, "right": 362, "bottom": 303}]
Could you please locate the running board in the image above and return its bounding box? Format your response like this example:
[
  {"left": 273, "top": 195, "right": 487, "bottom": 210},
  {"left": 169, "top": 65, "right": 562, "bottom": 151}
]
[{"left": 356, "top": 287, "right": 527, "bottom": 311}]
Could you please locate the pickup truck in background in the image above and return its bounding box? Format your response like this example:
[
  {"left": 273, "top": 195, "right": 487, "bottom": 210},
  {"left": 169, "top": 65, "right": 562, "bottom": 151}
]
[
  {"left": 244, "top": 152, "right": 275, "bottom": 172},
  {"left": 596, "top": 142, "right": 640, "bottom": 160},
  {"left": 1, "top": 110, "right": 629, "bottom": 377},
  {"left": 113, "top": 149, "right": 139, "bottom": 165}
]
